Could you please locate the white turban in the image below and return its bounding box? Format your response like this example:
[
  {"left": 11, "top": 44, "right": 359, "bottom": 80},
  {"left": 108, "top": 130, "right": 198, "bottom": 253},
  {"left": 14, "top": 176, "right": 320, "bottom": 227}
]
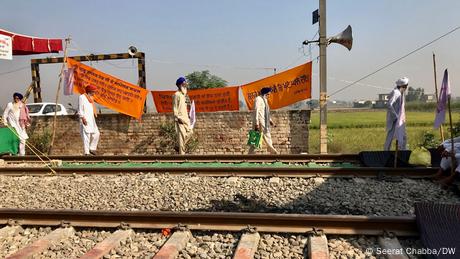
[{"left": 396, "top": 77, "right": 409, "bottom": 87}]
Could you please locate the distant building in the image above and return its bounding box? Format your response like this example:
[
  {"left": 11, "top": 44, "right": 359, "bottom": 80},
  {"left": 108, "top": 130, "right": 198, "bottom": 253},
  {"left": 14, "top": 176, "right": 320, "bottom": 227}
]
[
  {"left": 374, "top": 93, "right": 390, "bottom": 108},
  {"left": 353, "top": 100, "right": 374, "bottom": 108},
  {"left": 422, "top": 94, "right": 436, "bottom": 103},
  {"left": 373, "top": 92, "right": 436, "bottom": 108}
]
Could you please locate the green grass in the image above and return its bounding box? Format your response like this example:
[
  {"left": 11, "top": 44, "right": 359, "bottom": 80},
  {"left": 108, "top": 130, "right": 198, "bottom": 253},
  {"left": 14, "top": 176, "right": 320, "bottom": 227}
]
[
  {"left": 309, "top": 111, "right": 460, "bottom": 129},
  {"left": 308, "top": 111, "right": 456, "bottom": 153}
]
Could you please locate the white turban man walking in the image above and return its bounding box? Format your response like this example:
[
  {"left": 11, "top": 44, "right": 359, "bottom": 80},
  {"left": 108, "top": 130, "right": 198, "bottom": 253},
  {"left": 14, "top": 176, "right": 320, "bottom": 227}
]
[{"left": 384, "top": 77, "right": 409, "bottom": 150}]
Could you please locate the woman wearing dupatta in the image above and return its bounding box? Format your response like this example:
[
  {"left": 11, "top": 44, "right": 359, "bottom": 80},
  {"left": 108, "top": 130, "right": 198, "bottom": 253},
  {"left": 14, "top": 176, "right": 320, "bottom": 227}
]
[{"left": 2, "top": 92, "right": 30, "bottom": 156}]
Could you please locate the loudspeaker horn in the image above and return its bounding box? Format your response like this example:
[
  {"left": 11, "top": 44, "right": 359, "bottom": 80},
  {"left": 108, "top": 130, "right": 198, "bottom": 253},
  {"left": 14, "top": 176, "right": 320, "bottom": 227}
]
[
  {"left": 128, "top": 46, "right": 138, "bottom": 57},
  {"left": 328, "top": 25, "right": 353, "bottom": 51}
]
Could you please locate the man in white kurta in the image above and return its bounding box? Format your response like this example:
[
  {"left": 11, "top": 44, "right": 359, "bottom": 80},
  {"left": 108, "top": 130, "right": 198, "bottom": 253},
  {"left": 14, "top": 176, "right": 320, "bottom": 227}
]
[
  {"left": 249, "top": 87, "right": 279, "bottom": 154},
  {"left": 78, "top": 85, "right": 100, "bottom": 155},
  {"left": 384, "top": 77, "right": 409, "bottom": 151},
  {"left": 434, "top": 137, "right": 460, "bottom": 186},
  {"left": 173, "top": 77, "right": 192, "bottom": 155},
  {"left": 2, "top": 93, "right": 29, "bottom": 156}
]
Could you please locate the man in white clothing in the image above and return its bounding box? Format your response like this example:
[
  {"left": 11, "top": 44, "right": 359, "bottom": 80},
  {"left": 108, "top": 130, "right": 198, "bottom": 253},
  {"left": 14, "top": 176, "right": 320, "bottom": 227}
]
[
  {"left": 433, "top": 137, "right": 460, "bottom": 187},
  {"left": 249, "top": 87, "right": 279, "bottom": 154},
  {"left": 2, "top": 92, "right": 30, "bottom": 156},
  {"left": 78, "top": 85, "right": 100, "bottom": 156},
  {"left": 384, "top": 77, "right": 409, "bottom": 150},
  {"left": 173, "top": 77, "right": 192, "bottom": 155}
]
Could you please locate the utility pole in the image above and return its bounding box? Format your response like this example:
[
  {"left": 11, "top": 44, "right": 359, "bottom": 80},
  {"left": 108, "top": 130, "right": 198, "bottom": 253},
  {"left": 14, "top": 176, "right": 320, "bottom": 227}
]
[{"left": 319, "top": 0, "right": 328, "bottom": 154}]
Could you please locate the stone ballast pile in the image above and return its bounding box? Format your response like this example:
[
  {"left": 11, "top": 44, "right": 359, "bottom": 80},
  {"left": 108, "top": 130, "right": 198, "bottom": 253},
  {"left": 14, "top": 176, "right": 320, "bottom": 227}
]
[{"left": 0, "top": 174, "right": 457, "bottom": 215}]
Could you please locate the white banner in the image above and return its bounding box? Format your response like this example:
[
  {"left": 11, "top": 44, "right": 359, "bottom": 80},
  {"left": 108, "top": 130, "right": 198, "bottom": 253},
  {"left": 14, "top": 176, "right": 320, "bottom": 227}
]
[{"left": 0, "top": 34, "right": 12, "bottom": 60}]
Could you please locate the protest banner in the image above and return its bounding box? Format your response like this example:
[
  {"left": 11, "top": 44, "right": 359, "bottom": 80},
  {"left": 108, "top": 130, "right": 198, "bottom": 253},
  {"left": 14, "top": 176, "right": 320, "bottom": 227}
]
[
  {"left": 0, "top": 35, "right": 12, "bottom": 60},
  {"left": 241, "top": 62, "right": 312, "bottom": 110},
  {"left": 152, "top": 86, "right": 239, "bottom": 113},
  {"left": 67, "top": 58, "right": 148, "bottom": 119}
]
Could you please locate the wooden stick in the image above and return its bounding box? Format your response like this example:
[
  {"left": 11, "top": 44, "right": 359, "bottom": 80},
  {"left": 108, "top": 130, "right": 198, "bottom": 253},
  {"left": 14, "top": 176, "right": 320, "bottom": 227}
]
[
  {"left": 48, "top": 38, "right": 70, "bottom": 155},
  {"left": 433, "top": 53, "right": 444, "bottom": 141},
  {"left": 447, "top": 94, "right": 455, "bottom": 176},
  {"left": 394, "top": 140, "right": 398, "bottom": 168}
]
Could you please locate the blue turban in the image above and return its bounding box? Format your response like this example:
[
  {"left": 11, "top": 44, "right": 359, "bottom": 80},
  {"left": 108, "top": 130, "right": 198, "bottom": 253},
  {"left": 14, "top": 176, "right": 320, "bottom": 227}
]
[
  {"left": 260, "top": 87, "right": 272, "bottom": 95},
  {"left": 176, "top": 77, "right": 186, "bottom": 87},
  {"left": 13, "top": 92, "right": 23, "bottom": 100}
]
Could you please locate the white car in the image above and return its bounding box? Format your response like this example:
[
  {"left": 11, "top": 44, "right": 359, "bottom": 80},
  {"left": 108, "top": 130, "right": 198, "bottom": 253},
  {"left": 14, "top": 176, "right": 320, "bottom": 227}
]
[{"left": 26, "top": 103, "right": 68, "bottom": 116}]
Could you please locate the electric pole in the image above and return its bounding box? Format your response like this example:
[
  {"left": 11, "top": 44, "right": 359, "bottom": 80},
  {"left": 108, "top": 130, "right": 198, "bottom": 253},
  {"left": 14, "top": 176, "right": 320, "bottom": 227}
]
[{"left": 319, "top": 0, "right": 328, "bottom": 154}]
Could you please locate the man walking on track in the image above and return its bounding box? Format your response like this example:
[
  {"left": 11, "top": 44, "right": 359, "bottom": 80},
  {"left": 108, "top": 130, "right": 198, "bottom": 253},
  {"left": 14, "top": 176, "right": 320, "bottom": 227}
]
[
  {"left": 249, "top": 87, "right": 279, "bottom": 154},
  {"left": 173, "top": 77, "right": 193, "bottom": 154},
  {"left": 78, "top": 85, "right": 100, "bottom": 156}
]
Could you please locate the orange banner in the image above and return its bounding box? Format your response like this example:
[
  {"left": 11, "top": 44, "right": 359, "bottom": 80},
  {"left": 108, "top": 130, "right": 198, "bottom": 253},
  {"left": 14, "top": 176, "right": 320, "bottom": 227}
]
[
  {"left": 67, "top": 58, "right": 148, "bottom": 119},
  {"left": 241, "top": 62, "right": 312, "bottom": 110},
  {"left": 152, "top": 86, "right": 239, "bottom": 113}
]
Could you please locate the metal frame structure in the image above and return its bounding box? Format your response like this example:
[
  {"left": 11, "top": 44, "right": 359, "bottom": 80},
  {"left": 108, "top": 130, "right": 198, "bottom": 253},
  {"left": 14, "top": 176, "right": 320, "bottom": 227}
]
[{"left": 30, "top": 52, "right": 146, "bottom": 103}]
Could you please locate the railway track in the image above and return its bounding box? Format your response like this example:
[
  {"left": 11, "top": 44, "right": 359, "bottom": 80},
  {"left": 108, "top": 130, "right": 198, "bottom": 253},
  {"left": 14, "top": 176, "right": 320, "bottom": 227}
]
[
  {"left": 1, "top": 154, "right": 360, "bottom": 163},
  {"left": 0, "top": 209, "right": 417, "bottom": 235},
  {"left": 0, "top": 165, "right": 437, "bottom": 177},
  {"left": 0, "top": 209, "right": 419, "bottom": 258}
]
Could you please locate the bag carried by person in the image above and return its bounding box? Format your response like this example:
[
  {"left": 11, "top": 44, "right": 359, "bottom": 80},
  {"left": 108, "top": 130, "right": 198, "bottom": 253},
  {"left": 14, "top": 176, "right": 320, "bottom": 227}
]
[
  {"left": 247, "top": 130, "right": 263, "bottom": 148},
  {"left": 408, "top": 146, "right": 431, "bottom": 167}
]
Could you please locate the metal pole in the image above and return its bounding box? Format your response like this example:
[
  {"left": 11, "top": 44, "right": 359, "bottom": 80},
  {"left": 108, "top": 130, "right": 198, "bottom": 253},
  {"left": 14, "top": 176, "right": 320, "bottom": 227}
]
[{"left": 319, "top": 0, "right": 328, "bottom": 154}]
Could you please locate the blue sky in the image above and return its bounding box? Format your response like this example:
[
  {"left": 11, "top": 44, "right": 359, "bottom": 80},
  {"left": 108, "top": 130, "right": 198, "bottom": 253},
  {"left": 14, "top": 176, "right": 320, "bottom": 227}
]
[{"left": 1, "top": 0, "right": 460, "bottom": 108}]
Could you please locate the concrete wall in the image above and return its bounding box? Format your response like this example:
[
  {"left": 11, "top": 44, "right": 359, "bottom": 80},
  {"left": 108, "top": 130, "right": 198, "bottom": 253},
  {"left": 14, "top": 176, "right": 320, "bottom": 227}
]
[{"left": 28, "top": 110, "right": 310, "bottom": 155}]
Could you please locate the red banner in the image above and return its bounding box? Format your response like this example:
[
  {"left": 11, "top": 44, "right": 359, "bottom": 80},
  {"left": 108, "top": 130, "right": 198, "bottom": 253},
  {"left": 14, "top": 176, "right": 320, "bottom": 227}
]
[{"left": 152, "top": 86, "right": 240, "bottom": 113}]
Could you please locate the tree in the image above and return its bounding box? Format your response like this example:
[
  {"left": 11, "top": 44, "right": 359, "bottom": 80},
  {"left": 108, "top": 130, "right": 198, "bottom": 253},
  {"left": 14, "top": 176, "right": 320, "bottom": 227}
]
[
  {"left": 185, "top": 70, "right": 227, "bottom": 89},
  {"left": 406, "top": 87, "right": 424, "bottom": 102}
]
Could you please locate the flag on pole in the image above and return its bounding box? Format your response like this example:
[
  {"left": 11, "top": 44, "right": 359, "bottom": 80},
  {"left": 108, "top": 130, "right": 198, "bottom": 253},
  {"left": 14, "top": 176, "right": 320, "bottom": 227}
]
[
  {"left": 189, "top": 100, "right": 196, "bottom": 129},
  {"left": 63, "top": 67, "right": 74, "bottom": 96},
  {"left": 434, "top": 69, "right": 451, "bottom": 129}
]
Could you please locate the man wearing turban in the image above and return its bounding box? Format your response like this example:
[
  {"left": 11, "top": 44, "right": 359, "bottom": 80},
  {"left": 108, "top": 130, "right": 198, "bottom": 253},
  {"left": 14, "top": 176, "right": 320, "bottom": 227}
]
[
  {"left": 173, "top": 77, "right": 192, "bottom": 154},
  {"left": 249, "top": 87, "right": 279, "bottom": 154},
  {"left": 384, "top": 77, "right": 409, "bottom": 150},
  {"left": 2, "top": 92, "right": 30, "bottom": 155},
  {"left": 78, "top": 85, "right": 100, "bottom": 155}
]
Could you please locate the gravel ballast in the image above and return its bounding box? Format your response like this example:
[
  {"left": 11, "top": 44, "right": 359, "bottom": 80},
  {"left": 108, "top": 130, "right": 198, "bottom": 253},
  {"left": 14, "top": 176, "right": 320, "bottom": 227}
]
[{"left": 0, "top": 174, "right": 458, "bottom": 215}]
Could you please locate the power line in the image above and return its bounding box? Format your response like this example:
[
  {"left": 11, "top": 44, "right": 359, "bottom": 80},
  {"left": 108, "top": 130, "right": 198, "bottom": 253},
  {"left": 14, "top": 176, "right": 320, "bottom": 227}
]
[
  {"left": 0, "top": 66, "right": 29, "bottom": 76},
  {"left": 329, "top": 25, "right": 460, "bottom": 97}
]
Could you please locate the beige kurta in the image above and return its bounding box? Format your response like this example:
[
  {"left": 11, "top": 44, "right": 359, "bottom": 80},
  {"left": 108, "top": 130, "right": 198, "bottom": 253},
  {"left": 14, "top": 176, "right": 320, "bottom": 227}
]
[
  {"left": 249, "top": 95, "right": 278, "bottom": 154},
  {"left": 173, "top": 91, "right": 192, "bottom": 154}
]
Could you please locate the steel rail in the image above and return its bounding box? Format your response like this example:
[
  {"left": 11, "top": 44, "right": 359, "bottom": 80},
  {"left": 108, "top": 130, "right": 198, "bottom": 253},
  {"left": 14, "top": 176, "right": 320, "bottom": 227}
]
[
  {"left": 0, "top": 209, "right": 418, "bottom": 236},
  {"left": 0, "top": 154, "right": 360, "bottom": 163},
  {"left": 0, "top": 166, "right": 437, "bottom": 177}
]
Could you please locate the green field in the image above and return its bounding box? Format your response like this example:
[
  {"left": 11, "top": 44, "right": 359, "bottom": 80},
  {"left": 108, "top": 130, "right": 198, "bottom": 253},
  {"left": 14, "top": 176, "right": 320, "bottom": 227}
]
[{"left": 308, "top": 111, "right": 459, "bottom": 153}]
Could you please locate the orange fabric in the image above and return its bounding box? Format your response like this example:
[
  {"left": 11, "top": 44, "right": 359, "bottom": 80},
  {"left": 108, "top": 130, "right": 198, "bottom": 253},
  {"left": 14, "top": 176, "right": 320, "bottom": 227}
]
[
  {"left": 67, "top": 58, "right": 148, "bottom": 119},
  {"left": 241, "top": 62, "right": 312, "bottom": 110},
  {"left": 84, "top": 93, "right": 97, "bottom": 117},
  {"left": 152, "top": 86, "right": 239, "bottom": 113}
]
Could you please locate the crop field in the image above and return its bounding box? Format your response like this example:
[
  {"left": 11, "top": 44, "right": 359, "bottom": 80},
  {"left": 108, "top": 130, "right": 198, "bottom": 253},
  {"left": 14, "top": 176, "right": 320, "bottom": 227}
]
[{"left": 308, "top": 110, "right": 460, "bottom": 153}]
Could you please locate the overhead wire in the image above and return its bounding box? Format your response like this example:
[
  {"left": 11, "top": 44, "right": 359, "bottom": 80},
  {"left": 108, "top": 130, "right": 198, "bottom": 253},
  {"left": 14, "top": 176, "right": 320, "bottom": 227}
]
[
  {"left": 0, "top": 66, "right": 30, "bottom": 76},
  {"left": 329, "top": 25, "right": 460, "bottom": 97}
]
